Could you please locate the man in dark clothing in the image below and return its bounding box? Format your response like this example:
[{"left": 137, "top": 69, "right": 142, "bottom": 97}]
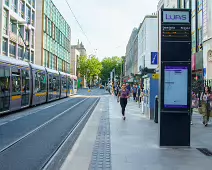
[{"left": 132, "top": 85, "right": 137, "bottom": 101}]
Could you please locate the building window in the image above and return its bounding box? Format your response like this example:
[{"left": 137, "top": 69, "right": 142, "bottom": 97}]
[
  {"left": 2, "top": 38, "right": 8, "bottom": 55},
  {"left": 25, "top": 30, "right": 30, "bottom": 44},
  {"left": 25, "top": 49, "right": 30, "bottom": 61},
  {"left": 192, "top": 33, "right": 196, "bottom": 54},
  {"left": 31, "top": 29, "right": 34, "bottom": 48},
  {"left": 19, "top": 1, "right": 24, "bottom": 18},
  {"left": 11, "top": 0, "right": 17, "bottom": 13},
  {"left": 9, "top": 41, "right": 16, "bottom": 58},
  {"left": 48, "top": 19, "right": 51, "bottom": 36},
  {"left": 4, "top": 0, "right": 9, "bottom": 6},
  {"left": 52, "top": 23, "right": 55, "bottom": 39},
  {"left": 18, "top": 45, "right": 24, "bottom": 59},
  {"left": 31, "top": 51, "right": 34, "bottom": 63},
  {"left": 10, "top": 21, "right": 17, "bottom": 33},
  {"left": 26, "top": 5, "right": 31, "bottom": 23},
  {"left": 32, "top": 11, "right": 35, "bottom": 26},
  {"left": 32, "top": 0, "right": 35, "bottom": 8},
  {"left": 44, "top": 16, "right": 46, "bottom": 32},
  {"left": 54, "top": 55, "right": 57, "bottom": 70},
  {"left": 3, "top": 9, "right": 8, "bottom": 35},
  {"left": 185, "top": 0, "right": 190, "bottom": 9}
]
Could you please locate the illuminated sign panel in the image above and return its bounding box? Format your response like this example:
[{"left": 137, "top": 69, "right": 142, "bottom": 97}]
[
  {"left": 161, "top": 25, "right": 191, "bottom": 41},
  {"left": 163, "top": 11, "right": 190, "bottom": 23}
]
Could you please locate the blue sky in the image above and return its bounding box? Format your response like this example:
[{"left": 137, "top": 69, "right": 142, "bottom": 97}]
[{"left": 53, "top": 0, "right": 159, "bottom": 60}]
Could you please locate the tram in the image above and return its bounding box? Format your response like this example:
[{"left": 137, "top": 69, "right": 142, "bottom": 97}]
[{"left": 0, "top": 55, "right": 77, "bottom": 115}]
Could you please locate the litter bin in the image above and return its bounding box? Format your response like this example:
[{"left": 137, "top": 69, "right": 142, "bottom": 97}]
[{"left": 154, "top": 95, "right": 158, "bottom": 123}]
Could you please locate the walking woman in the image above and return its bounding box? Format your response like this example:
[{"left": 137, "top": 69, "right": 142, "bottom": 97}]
[
  {"left": 118, "top": 83, "right": 130, "bottom": 120},
  {"left": 200, "top": 86, "right": 212, "bottom": 126}
]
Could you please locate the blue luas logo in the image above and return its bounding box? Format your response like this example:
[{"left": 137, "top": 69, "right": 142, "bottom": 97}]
[{"left": 165, "top": 14, "right": 187, "bottom": 21}]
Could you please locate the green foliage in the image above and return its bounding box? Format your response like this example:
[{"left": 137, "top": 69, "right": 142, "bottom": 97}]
[
  {"left": 77, "top": 55, "right": 102, "bottom": 84},
  {"left": 78, "top": 55, "right": 88, "bottom": 76},
  {"left": 100, "top": 56, "right": 122, "bottom": 82}
]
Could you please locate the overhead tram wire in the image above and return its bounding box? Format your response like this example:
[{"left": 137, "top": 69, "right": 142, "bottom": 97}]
[{"left": 65, "top": 0, "right": 92, "bottom": 46}]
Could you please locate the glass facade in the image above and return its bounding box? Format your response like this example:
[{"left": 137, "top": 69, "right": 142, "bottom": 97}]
[
  {"left": 43, "top": 0, "right": 71, "bottom": 73},
  {"left": 1, "top": 0, "right": 36, "bottom": 63}
]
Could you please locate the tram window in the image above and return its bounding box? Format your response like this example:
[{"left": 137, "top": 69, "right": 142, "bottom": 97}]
[
  {"left": 74, "top": 80, "right": 77, "bottom": 89},
  {"left": 67, "top": 78, "right": 70, "bottom": 91},
  {"left": 0, "top": 66, "right": 10, "bottom": 95},
  {"left": 52, "top": 75, "right": 59, "bottom": 92},
  {"left": 48, "top": 74, "right": 53, "bottom": 92},
  {"left": 11, "top": 67, "right": 21, "bottom": 96},
  {"left": 35, "top": 70, "right": 47, "bottom": 93},
  {"left": 62, "top": 77, "right": 67, "bottom": 89},
  {"left": 69, "top": 79, "right": 73, "bottom": 90},
  {"left": 21, "top": 69, "right": 30, "bottom": 92}
]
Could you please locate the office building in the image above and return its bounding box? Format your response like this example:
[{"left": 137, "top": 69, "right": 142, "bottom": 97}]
[
  {"left": 202, "top": 0, "right": 212, "bottom": 79},
  {"left": 137, "top": 15, "right": 158, "bottom": 73},
  {"left": 157, "top": 0, "right": 210, "bottom": 81},
  {"left": 125, "top": 28, "right": 138, "bottom": 77},
  {"left": 35, "top": 0, "right": 71, "bottom": 73},
  {"left": 0, "top": 0, "right": 36, "bottom": 63},
  {"left": 71, "top": 47, "right": 80, "bottom": 76}
]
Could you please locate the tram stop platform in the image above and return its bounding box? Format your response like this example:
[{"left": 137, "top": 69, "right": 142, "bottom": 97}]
[{"left": 60, "top": 95, "right": 212, "bottom": 170}]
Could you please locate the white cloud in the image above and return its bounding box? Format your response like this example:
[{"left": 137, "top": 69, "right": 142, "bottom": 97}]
[{"left": 53, "top": 0, "right": 159, "bottom": 60}]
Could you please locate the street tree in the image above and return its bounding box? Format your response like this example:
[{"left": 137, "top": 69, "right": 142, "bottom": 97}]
[
  {"left": 87, "top": 56, "right": 102, "bottom": 84},
  {"left": 100, "top": 56, "right": 122, "bottom": 83},
  {"left": 77, "top": 55, "right": 88, "bottom": 77},
  {"left": 77, "top": 55, "right": 102, "bottom": 85}
]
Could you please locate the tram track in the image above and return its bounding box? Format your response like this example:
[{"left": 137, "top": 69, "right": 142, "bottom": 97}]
[
  {"left": 0, "top": 97, "right": 86, "bottom": 151},
  {"left": 0, "top": 98, "right": 87, "bottom": 154},
  {"left": 42, "top": 97, "right": 100, "bottom": 170},
  {"left": 0, "top": 97, "right": 75, "bottom": 126},
  {"left": 0, "top": 97, "right": 99, "bottom": 170}
]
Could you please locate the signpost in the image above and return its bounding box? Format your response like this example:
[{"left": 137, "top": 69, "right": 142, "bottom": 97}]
[{"left": 159, "top": 9, "right": 191, "bottom": 147}]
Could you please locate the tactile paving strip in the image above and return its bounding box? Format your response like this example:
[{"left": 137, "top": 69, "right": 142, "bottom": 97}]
[{"left": 89, "top": 102, "right": 111, "bottom": 170}]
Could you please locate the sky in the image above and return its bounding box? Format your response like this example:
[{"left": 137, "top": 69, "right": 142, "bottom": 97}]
[{"left": 53, "top": 0, "right": 159, "bottom": 61}]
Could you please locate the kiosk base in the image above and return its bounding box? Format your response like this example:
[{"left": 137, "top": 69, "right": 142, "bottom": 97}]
[{"left": 159, "top": 112, "right": 190, "bottom": 147}]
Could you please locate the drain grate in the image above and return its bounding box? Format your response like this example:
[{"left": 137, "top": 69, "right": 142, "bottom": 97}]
[{"left": 197, "top": 148, "right": 212, "bottom": 156}]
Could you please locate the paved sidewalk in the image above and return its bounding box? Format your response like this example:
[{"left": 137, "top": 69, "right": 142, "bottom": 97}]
[{"left": 61, "top": 95, "right": 212, "bottom": 170}]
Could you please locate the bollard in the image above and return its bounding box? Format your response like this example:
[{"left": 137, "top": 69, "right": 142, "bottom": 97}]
[{"left": 154, "top": 95, "right": 158, "bottom": 123}]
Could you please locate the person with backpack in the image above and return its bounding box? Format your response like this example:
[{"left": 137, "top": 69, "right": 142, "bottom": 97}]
[{"left": 117, "top": 83, "right": 130, "bottom": 120}]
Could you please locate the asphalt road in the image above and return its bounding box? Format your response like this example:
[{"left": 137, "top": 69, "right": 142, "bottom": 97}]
[{"left": 0, "top": 96, "right": 99, "bottom": 170}]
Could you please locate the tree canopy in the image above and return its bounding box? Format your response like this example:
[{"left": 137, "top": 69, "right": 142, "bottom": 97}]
[
  {"left": 100, "top": 56, "right": 122, "bottom": 82},
  {"left": 77, "top": 55, "right": 102, "bottom": 84}
]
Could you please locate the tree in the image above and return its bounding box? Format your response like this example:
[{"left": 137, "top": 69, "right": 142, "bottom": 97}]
[
  {"left": 87, "top": 56, "right": 102, "bottom": 84},
  {"left": 78, "top": 55, "right": 88, "bottom": 77},
  {"left": 77, "top": 55, "right": 102, "bottom": 85},
  {"left": 100, "top": 56, "right": 122, "bottom": 83}
]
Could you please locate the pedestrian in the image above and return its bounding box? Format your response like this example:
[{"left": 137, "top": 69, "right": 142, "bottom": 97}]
[
  {"left": 118, "top": 83, "right": 130, "bottom": 120},
  {"left": 137, "top": 85, "right": 141, "bottom": 102},
  {"left": 191, "top": 91, "right": 196, "bottom": 125},
  {"left": 132, "top": 85, "right": 137, "bottom": 101},
  {"left": 199, "top": 86, "right": 212, "bottom": 126}
]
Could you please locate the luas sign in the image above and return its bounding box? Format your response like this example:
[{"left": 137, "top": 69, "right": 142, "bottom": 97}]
[{"left": 163, "top": 11, "right": 189, "bottom": 23}]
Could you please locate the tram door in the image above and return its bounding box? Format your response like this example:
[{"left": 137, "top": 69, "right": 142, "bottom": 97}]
[
  {"left": 0, "top": 66, "right": 10, "bottom": 113},
  {"left": 21, "top": 68, "right": 30, "bottom": 107},
  {"left": 11, "top": 66, "right": 22, "bottom": 111}
]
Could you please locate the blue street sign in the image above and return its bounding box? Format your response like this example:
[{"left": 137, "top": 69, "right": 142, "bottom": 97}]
[
  {"left": 151, "top": 52, "right": 158, "bottom": 65},
  {"left": 203, "top": 68, "right": 206, "bottom": 78}
]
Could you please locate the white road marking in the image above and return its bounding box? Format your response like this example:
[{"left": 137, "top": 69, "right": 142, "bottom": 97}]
[
  {"left": 0, "top": 98, "right": 75, "bottom": 126},
  {"left": 0, "top": 98, "right": 88, "bottom": 153}
]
